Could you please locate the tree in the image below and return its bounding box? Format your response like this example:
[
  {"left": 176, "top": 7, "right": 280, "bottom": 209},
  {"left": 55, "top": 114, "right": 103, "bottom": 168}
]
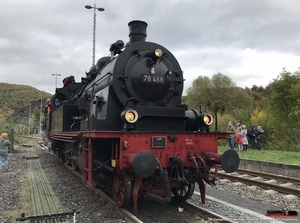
[
  {"left": 266, "top": 69, "right": 300, "bottom": 150},
  {"left": 185, "top": 73, "right": 255, "bottom": 136},
  {"left": 186, "top": 73, "right": 253, "bottom": 119}
]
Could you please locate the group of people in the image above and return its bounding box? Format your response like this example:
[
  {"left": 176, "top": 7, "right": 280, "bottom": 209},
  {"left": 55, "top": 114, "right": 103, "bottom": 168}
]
[
  {"left": 226, "top": 121, "right": 263, "bottom": 151},
  {"left": 0, "top": 132, "right": 11, "bottom": 171}
]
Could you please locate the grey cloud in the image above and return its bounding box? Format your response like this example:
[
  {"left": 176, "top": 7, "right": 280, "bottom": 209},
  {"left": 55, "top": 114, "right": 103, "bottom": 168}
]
[{"left": 1, "top": 0, "right": 300, "bottom": 94}]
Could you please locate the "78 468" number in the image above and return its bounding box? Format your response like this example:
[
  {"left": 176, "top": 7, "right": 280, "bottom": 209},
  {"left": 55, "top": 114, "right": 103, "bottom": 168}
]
[{"left": 141, "top": 74, "right": 165, "bottom": 84}]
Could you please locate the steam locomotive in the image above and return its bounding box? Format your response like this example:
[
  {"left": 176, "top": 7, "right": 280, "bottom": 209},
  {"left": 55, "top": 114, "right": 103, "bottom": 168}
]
[{"left": 44, "top": 20, "right": 239, "bottom": 212}]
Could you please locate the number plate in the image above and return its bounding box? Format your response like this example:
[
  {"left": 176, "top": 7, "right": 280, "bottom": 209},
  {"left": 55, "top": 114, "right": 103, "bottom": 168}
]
[
  {"left": 142, "top": 74, "right": 165, "bottom": 84},
  {"left": 152, "top": 136, "right": 166, "bottom": 148}
]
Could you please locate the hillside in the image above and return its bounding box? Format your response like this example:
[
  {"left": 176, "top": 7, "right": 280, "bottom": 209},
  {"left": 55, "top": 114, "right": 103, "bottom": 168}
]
[{"left": 0, "top": 83, "right": 52, "bottom": 123}]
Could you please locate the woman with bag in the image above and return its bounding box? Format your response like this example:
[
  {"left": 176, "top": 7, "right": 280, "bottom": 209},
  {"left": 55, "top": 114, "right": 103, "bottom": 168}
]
[{"left": 241, "top": 125, "right": 249, "bottom": 151}]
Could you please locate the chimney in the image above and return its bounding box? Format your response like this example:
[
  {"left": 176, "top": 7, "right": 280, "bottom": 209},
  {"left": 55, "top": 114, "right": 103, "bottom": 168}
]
[{"left": 128, "top": 20, "right": 148, "bottom": 43}]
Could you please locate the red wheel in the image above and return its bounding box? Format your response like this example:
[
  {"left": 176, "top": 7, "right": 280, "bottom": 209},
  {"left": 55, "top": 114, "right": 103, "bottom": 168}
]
[
  {"left": 172, "top": 181, "right": 195, "bottom": 201},
  {"left": 112, "top": 173, "right": 133, "bottom": 207}
]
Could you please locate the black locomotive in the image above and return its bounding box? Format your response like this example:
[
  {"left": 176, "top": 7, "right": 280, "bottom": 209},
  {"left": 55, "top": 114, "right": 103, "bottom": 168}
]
[{"left": 44, "top": 20, "right": 239, "bottom": 212}]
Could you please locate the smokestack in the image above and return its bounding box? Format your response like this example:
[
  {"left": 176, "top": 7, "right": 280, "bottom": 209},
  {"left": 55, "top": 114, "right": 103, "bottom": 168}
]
[{"left": 128, "top": 20, "right": 148, "bottom": 43}]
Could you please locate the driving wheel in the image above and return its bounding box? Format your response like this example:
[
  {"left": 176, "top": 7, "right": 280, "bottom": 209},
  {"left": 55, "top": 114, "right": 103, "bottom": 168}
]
[
  {"left": 172, "top": 181, "right": 195, "bottom": 201},
  {"left": 112, "top": 173, "right": 133, "bottom": 207}
]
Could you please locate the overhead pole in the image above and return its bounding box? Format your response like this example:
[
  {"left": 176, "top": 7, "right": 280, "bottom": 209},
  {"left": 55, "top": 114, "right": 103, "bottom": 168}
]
[
  {"left": 85, "top": 4, "right": 105, "bottom": 66},
  {"left": 28, "top": 103, "right": 31, "bottom": 135},
  {"left": 40, "top": 97, "right": 43, "bottom": 135},
  {"left": 51, "top": 73, "right": 61, "bottom": 93}
]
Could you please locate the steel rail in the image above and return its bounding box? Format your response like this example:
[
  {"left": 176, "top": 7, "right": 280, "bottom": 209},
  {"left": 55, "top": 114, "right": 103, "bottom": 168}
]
[
  {"left": 25, "top": 146, "right": 68, "bottom": 222},
  {"left": 28, "top": 149, "right": 50, "bottom": 215},
  {"left": 235, "top": 168, "right": 300, "bottom": 184},
  {"left": 184, "top": 200, "right": 237, "bottom": 223},
  {"left": 27, "top": 150, "right": 42, "bottom": 215},
  {"left": 218, "top": 172, "right": 300, "bottom": 196},
  {"left": 62, "top": 161, "right": 143, "bottom": 223},
  {"left": 35, "top": 160, "right": 57, "bottom": 214}
]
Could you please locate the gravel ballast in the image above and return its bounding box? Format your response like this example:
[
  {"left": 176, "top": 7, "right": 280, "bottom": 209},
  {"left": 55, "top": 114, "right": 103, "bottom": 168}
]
[
  {"left": 0, "top": 145, "right": 120, "bottom": 223},
  {"left": 1, "top": 144, "right": 299, "bottom": 223}
]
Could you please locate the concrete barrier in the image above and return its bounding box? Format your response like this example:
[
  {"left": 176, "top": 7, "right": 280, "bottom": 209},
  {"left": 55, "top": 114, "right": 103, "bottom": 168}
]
[{"left": 239, "top": 159, "right": 300, "bottom": 178}]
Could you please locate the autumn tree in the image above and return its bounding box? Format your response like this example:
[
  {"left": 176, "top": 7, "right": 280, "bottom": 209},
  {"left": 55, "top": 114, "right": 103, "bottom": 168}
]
[
  {"left": 185, "top": 73, "right": 254, "bottom": 131},
  {"left": 265, "top": 69, "right": 300, "bottom": 150},
  {"left": 187, "top": 73, "right": 253, "bottom": 113}
]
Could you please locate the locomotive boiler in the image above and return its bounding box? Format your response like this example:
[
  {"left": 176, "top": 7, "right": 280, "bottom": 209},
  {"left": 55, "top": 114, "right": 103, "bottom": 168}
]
[{"left": 44, "top": 20, "right": 240, "bottom": 212}]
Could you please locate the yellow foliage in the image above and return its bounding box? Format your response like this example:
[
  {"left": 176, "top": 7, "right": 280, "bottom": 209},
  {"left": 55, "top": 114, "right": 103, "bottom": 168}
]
[
  {"left": 250, "top": 107, "right": 266, "bottom": 125},
  {"left": 216, "top": 113, "right": 235, "bottom": 131}
]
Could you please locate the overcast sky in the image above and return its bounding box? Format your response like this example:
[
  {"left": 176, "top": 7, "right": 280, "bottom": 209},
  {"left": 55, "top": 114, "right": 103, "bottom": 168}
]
[{"left": 1, "top": 0, "right": 300, "bottom": 95}]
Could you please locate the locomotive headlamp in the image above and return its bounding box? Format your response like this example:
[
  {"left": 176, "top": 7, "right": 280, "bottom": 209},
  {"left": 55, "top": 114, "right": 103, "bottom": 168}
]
[
  {"left": 123, "top": 110, "right": 139, "bottom": 123},
  {"left": 203, "top": 114, "right": 214, "bottom": 126},
  {"left": 150, "top": 48, "right": 163, "bottom": 61},
  {"left": 154, "top": 49, "right": 162, "bottom": 57},
  {"left": 185, "top": 110, "right": 214, "bottom": 131}
]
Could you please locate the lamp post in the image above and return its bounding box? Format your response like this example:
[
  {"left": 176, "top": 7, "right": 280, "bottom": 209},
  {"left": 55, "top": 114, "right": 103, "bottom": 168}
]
[
  {"left": 39, "top": 97, "right": 43, "bottom": 135},
  {"left": 52, "top": 73, "right": 61, "bottom": 91},
  {"left": 28, "top": 102, "right": 31, "bottom": 135},
  {"left": 85, "top": 4, "right": 105, "bottom": 66}
]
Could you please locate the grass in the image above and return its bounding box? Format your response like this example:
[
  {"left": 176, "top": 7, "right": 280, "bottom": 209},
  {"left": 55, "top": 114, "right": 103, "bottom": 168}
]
[
  {"left": 218, "top": 146, "right": 300, "bottom": 165},
  {"left": 14, "top": 136, "right": 33, "bottom": 146}
]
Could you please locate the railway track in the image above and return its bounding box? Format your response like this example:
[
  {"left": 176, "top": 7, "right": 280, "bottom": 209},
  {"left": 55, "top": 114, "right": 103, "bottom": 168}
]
[
  {"left": 63, "top": 163, "right": 143, "bottom": 223},
  {"left": 183, "top": 200, "right": 236, "bottom": 223},
  {"left": 59, "top": 146, "right": 234, "bottom": 223},
  {"left": 19, "top": 145, "right": 70, "bottom": 222},
  {"left": 22, "top": 137, "right": 299, "bottom": 222},
  {"left": 128, "top": 195, "right": 236, "bottom": 223},
  {"left": 27, "top": 137, "right": 142, "bottom": 223},
  {"left": 235, "top": 168, "right": 300, "bottom": 184},
  {"left": 217, "top": 168, "right": 300, "bottom": 197}
]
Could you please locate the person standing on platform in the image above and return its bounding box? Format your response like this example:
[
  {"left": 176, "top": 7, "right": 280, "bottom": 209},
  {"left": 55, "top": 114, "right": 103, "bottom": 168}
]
[
  {"left": 226, "top": 121, "right": 235, "bottom": 150},
  {"left": 0, "top": 133, "right": 11, "bottom": 171},
  {"left": 241, "top": 125, "right": 248, "bottom": 151},
  {"left": 236, "top": 130, "right": 243, "bottom": 151},
  {"left": 247, "top": 126, "right": 255, "bottom": 148},
  {"left": 235, "top": 121, "right": 242, "bottom": 134},
  {"left": 254, "top": 126, "right": 264, "bottom": 150}
]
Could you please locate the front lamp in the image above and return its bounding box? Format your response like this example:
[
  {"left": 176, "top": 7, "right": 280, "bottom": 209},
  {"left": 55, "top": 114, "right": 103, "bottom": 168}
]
[
  {"left": 122, "top": 109, "right": 139, "bottom": 123},
  {"left": 202, "top": 114, "right": 214, "bottom": 126},
  {"left": 150, "top": 48, "right": 163, "bottom": 61},
  {"left": 154, "top": 49, "right": 162, "bottom": 57}
]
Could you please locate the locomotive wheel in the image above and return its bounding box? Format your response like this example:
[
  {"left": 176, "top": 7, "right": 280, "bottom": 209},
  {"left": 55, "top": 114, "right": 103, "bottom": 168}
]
[
  {"left": 65, "top": 154, "right": 78, "bottom": 171},
  {"left": 112, "top": 173, "right": 133, "bottom": 207},
  {"left": 65, "top": 158, "right": 78, "bottom": 171},
  {"left": 172, "top": 181, "right": 195, "bottom": 201}
]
